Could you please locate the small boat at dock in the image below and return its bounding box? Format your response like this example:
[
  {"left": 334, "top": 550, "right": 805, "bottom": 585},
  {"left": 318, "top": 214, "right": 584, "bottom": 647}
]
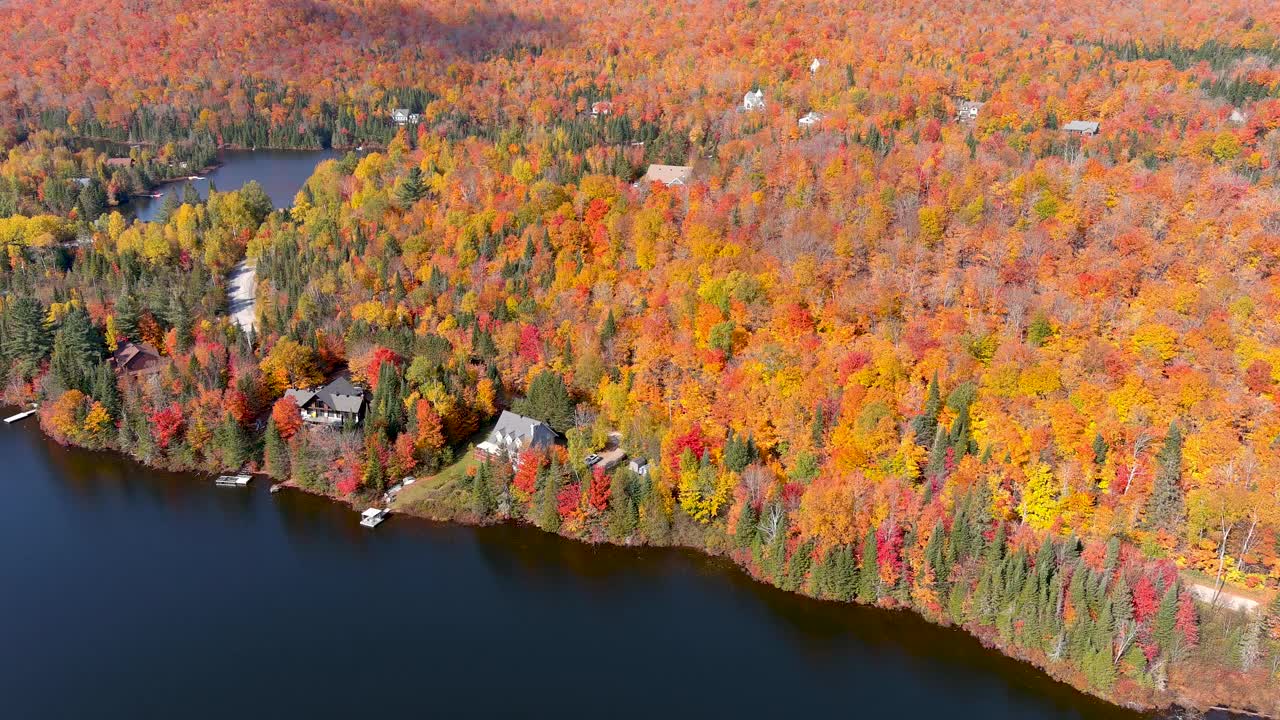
[
  {"left": 359, "top": 507, "right": 388, "bottom": 528},
  {"left": 215, "top": 474, "right": 252, "bottom": 487}
]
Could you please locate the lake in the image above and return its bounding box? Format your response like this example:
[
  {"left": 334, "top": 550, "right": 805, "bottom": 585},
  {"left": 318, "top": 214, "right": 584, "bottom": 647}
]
[
  {"left": 128, "top": 149, "right": 339, "bottom": 223},
  {"left": 0, "top": 418, "right": 1162, "bottom": 719}
]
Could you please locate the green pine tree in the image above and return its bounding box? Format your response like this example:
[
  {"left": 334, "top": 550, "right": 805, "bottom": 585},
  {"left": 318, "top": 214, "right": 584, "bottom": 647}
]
[
  {"left": 471, "top": 461, "right": 495, "bottom": 519},
  {"left": 782, "top": 539, "right": 815, "bottom": 592},
  {"left": 1146, "top": 422, "right": 1185, "bottom": 532},
  {"left": 600, "top": 309, "right": 617, "bottom": 344},
  {"left": 113, "top": 292, "right": 139, "bottom": 342},
  {"left": 215, "top": 412, "right": 248, "bottom": 471},
  {"left": 3, "top": 296, "right": 51, "bottom": 371},
  {"left": 514, "top": 370, "right": 575, "bottom": 433},
  {"left": 533, "top": 459, "right": 561, "bottom": 532},
  {"left": 911, "top": 372, "right": 941, "bottom": 445},
  {"left": 733, "top": 500, "right": 759, "bottom": 548},
  {"left": 638, "top": 479, "right": 670, "bottom": 544},
  {"left": 605, "top": 472, "right": 638, "bottom": 541},
  {"left": 810, "top": 403, "right": 827, "bottom": 449},
  {"left": 1092, "top": 432, "right": 1108, "bottom": 466},
  {"left": 264, "top": 418, "right": 289, "bottom": 479},
  {"left": 49, "top": 306, "right": 102, "bottom": 393},
  {"left": 858, "top": 528, "right": 879, "bottom": 602}
]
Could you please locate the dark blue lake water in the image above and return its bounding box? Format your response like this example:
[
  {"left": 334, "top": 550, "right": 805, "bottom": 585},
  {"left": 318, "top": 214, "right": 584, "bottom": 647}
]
[
  {"left": 128, "top": 149, "right": 338, "bottom": 222},
  {"left": 0, "top": 417, "right": 1156, "bottom": 719}
]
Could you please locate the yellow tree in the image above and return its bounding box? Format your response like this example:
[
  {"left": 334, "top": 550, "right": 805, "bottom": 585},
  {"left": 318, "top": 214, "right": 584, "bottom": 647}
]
[
  {"left": 1019, "top": 462, "right": 1059, "bottom": 531},
  {"left": 259, "top": 338, "right": 323, "bottom": 394}
]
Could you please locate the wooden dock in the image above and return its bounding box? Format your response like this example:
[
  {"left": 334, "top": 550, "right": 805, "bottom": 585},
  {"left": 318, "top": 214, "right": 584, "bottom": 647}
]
[
  {"left": 215, "top": 474, "right": 252, "bottom": 487},
  {"left": 359, "top": 508, "right": 388, "bottom": 528},
  {"left": 4, "top": 406, "right": 37, "bottom": 424}
]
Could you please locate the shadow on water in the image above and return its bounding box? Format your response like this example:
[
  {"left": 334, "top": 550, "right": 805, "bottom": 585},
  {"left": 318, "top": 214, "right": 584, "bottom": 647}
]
[{"left": 2, "top": 418, "right": 1158, "bottom": 719}]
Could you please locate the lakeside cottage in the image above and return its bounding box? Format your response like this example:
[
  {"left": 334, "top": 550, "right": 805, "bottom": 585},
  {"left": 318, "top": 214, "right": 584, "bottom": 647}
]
[
  {"left": 743, "top": 89, "right": 765, "bottom": 111},
  {"left": 637, "top": 164, "right": 693, "bottom": 188},
  {"left": 1063, "top": 120, "right": 1099, "bottom": 136},
  {"left": 108, "top": 341, "right": 167, "bottom": 376},
  {"left": 476, "top": 410, "right": 556, "bottom": 463},
  {"left": 285, "top": 377, "right": 366, "bottom": 426}
]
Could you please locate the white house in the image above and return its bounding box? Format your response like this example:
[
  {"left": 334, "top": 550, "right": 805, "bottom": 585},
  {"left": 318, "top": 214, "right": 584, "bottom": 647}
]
[
  {"left": 743, "top": 89, "right": 765, "bottom": 112},
  {"left": 476, "top": 411, "right": 556, "bottom": 464},
  {"left": 798, "top": 111, "right": 822, "bottom": 128},
  {"left": 1230, "top": 108, "right": 1247, "bottom": 125},
  {"left": 391, "top": 109, "right": 421, "bottom": 126},
  {"left": 809, "top": 58, "right": 823, "bottom": 74}
]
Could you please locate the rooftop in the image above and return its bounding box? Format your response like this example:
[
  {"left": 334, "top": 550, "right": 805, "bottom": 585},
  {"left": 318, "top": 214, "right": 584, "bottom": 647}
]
[
  {"left": 285, "top": 376, "right": 365, "bottom": 414},
  {"left": 1063, "top": 120, "right": 1099, "bottom": 134},
  {"left": 639, "top": 164, "right": 694, "bottom": 187}
]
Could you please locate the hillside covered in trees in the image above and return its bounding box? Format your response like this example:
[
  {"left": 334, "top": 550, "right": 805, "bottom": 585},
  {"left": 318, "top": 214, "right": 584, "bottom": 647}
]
[{"left": 2, "top": 0, "right": 1280, "bottom": 713}]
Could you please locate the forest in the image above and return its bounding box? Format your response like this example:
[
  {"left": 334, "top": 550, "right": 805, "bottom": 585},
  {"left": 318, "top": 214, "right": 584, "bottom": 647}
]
[{"left": 2, "top": 0, "right": 1280, "bottom": 713}]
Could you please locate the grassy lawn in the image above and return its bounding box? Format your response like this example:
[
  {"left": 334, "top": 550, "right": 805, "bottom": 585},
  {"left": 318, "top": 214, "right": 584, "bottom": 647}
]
[{"left": 391, "top": 444, "right": 480, "bottom": 512}]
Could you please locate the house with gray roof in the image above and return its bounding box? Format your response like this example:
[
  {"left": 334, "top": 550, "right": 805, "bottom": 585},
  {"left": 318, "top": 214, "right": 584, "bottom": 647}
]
[
  {"left": 284, "top": 377, "right": 366, "bottom": 426},
  {"left": 1063, "top": 120, "right": 1100, "bottom": 136},
  {"left": 476, "top": 410, "right": 556, "bottom": 464}
]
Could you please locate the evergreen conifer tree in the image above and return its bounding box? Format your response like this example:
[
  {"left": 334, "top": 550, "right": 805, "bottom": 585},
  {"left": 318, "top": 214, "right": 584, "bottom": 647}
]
[
  {"left": 472, "top": 461, "right": 495, "bottom": 518},
  {"left": 858, "top": 528, "right": 879, "bottom": 602},
  {"left": 264, "top": 417, "right": 289, "bottom": 479},
  {"left": 733, "top": 500, "right": 759, "bottom": 548},
  {"left": 1146, "top": 422, "right": 1185, "bottom": 532},
  {"left": 3, "top": 296, "right": 51, "bottom": 370},
  {"left": 515, "top": 370, "right": 575, "bottom": 433},
  {"left": 911, "top": 372, "right": 941, "bottom": 445}
]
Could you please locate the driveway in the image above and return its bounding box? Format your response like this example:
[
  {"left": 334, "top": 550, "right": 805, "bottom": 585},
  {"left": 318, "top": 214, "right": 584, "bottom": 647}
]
[{"left": 228, "top": 259, "right": 257, "bottom": 334}]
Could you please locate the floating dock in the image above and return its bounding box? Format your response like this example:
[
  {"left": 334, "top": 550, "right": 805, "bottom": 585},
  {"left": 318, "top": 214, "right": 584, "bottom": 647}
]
[
  {"left": 359, "top": 507, "right": 388, "bottom": 528},
  {"left": 4, "top": 407, "right": 37, "bottom": 424},
  {"left": 215, "top": 474, "right": 252, "bottom": 487}
]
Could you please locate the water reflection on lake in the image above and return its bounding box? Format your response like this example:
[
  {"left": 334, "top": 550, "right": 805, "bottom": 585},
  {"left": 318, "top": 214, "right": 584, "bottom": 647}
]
[
  {"left": 128, "top": 149, "right": 339, "bottom": 222},
  {"left": 0, "top": 418, "right": 1152, "bottom": 720}
]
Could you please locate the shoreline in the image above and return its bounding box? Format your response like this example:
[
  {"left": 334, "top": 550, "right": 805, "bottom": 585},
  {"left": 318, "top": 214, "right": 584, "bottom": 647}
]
[
  {"left": 119, "top": 144, "right": 375, "bottom": 203},
  {"left": 9, "top": 406, "right": 1273, "bottom": 719},
  {"left": 252, "top": 453, "right": 1256, "bottom": 719}
]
